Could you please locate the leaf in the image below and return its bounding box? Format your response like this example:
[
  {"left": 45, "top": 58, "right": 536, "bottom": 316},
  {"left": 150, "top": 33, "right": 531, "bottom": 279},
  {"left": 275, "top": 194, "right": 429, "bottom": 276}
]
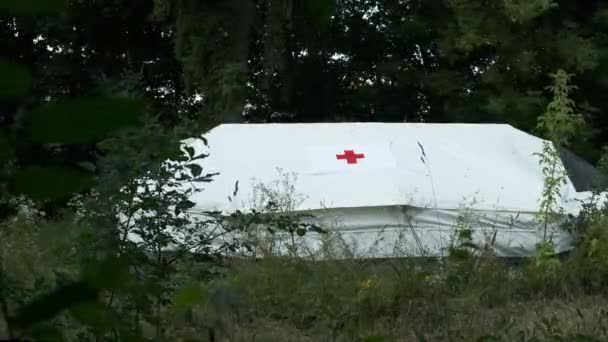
[
  {"left": 84, "top": 256, "right": 131, "bottom": 291},
  {"left": 460, "top": 242, "right": 479, "bottom": 250},
  {"left": 417, "top": 141, "right": 426, "bottom": 157},
  {"left": 0, "top": 129, "right": 14, "bottom": 159},
  {"left": 25, "top": 322, "right": 65, "bottom": 341},
  {"left": 0, "top": 60, "right": 32, "bottom": 98},
  {"left": 11, "top": 165, "right": 94, "bottom": 201},
  {"left": 184, "top": 146, "right": 196, "bottom": 160},
  {"left": 27, "top": 97, "right": 144, "bottom": 144},
  {"left": 70, "top": 300, "right": 113, "bottom": 331},
  {"left": 304, "top": 0, "right": 336, "bottom": 28},
  {"left": 308, "top": 224, "right": 326, "bottom": 234},
  {"left": 77, "top": 161, "right": 96, "bottom": 172},
  {"left": 233, "top": 180, "right": 239, "bottom": 196},
  {"left": 0, "top": 0, "right": 67, "bottom": 15},
  {"left": 186, "top": 163, "right": 203, "bottom": 177},
  {"left": 8, "top": 282, "right": 99, "bottom": 330},
  {"left": 194, "top": 172, "right": 219, "bottom": 182},
  {"left": 175, "top": 199, "right": 196, "bottom": 216},
  {"left": 170, "top": 283, "right": 206, "bottom": 314}
]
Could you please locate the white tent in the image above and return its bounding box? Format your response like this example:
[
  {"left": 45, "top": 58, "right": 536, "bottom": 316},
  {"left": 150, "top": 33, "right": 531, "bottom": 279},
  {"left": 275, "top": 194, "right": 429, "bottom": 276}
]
[{"left": 133, "top": 123, "right": 606, "bottom": 258}]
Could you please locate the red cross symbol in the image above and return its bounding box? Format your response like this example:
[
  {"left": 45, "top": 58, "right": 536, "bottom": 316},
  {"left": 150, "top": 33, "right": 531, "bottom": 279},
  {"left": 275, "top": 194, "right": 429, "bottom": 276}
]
[{"left": 336, "top": 150, "right": 365, "bottom": 164}]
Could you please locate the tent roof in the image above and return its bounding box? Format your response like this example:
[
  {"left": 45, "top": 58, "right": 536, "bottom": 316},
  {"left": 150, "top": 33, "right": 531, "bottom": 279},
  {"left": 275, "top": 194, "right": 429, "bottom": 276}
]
[{"left": 182, "top": 122, "right": 595, "bottom": 214}]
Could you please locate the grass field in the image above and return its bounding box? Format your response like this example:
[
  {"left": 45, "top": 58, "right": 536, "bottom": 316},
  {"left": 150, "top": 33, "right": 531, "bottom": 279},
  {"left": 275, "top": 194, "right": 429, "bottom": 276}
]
[{"left": 3, "top": 205, "right": 608, "bottom": 341}]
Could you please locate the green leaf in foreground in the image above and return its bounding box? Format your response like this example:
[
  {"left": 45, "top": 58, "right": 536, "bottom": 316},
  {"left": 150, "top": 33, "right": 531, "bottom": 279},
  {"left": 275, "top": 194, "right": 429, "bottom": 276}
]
[
  {"left": 27, "top": 97, "right": 145, "bottom": 144},
  {"left": 170, "top": 282, "right": 207, "bottom": 314},
  {"left": 70, "top": 301, "right": 116, "bottom": 332},
  {"left": 84, "top": 255, "right": 132, "bottom": 291},
  {"left": 0, "top": 0, "right": 67, "bottom": 15},
  {"left": 24, "top": 322, "right": 64, "bottom": 342},
  {"left": 8, "top": 282, "right": 99, "bottom": 330},
  {"left": 0, "top": 130, "right": 14, "bottom": 159},
  {"left": 9, "top": 255, "right": 132, "bottom": 332},
  {"left": 0, "top": 60, "right": 32, "bottom": 98},
  {"left": 304, "top": 0, "right": 336, "bottom": 28},
  {"left": 11, "top": 165, "right": 94, "bottom": 201}
]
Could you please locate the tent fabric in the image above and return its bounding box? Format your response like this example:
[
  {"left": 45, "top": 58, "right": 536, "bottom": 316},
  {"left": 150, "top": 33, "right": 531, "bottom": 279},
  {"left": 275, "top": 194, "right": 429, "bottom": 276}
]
[
  {"left": 558, "top": 147, "right": 603, "bottom": 192},
  {"left": 138, "top": 123, "right": 602, "bottom": 258},
  {"left": 185, "top": 123, "right": 592, "bottom": 215}
]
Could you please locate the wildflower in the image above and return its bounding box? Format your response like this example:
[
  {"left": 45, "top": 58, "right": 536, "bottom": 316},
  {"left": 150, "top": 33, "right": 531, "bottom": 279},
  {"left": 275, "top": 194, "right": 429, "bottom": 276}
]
[{"left": 360, "top": 275, "right": 378, "bottom": 290}]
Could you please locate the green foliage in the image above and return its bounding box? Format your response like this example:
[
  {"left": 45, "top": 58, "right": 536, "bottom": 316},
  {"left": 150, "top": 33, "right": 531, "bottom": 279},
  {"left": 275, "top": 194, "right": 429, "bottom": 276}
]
[
  {"left": 448, "top": 203, "right": 481, "bottom": 259},
  {"left": 564, "top": 201, "right": 608, "bottom": 290},
  {"left": 9, "top": 281, "right": 99, "bottom": 332},
  {"left": 537, "top": 70, "right": 585, "bottom": 147},
  {"left": 534, "top": 141, "right": 568, "bottom": 239},
  {"left": 5, "top": 0, "right": 608, "bottom": 340},
  {"left": 0, "top": 214, "right": 93, "bottom": 340},
  {"left": 0, "top": 130, "right": 13, "bottom": 160},
  {"left": 556, "top": 32, "right": 600, "bottom": 74},
  {"left": 11, "top": 166, "right": 94, "bottom": 202},
  {"left": 169, "top": 282, "right": 206, "bottom": 316},
  {"left": 0, "top": 60, "right": 32, "bottom": 99},
  {"left": 72, "top": 118, "right": 247, "bottom": 341},
  {"left": 27, "top": 97, "right": 145, "bottom": 145},
  {"left": 0, "top": 5, "right": 176, "bottom": 340},
  {"left": 0, "top": 0, "right": 66, "bottom": 15},
  {"left": 174, "top": 0, "right": 254, "bottom": 123},
  {"left": 83, "top": 256, "right": 132, "bottom": 292},
  {"left": 202, "top": 251, "right": 608, "bottom": 340},
  {"left": 535, "top": 70, "right": 583, "bottom": 242},
  {"left": 304, "top": 0, "right": 337, "bottom": 28},
  {"left": 503, "top": 0, "right": 557, "bottom": 23}
]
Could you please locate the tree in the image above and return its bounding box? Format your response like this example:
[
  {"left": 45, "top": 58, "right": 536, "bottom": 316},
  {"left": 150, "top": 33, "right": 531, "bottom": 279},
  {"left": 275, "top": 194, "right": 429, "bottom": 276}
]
[{"left": 0, "top": 0, "right": 195, "bottom": 218}]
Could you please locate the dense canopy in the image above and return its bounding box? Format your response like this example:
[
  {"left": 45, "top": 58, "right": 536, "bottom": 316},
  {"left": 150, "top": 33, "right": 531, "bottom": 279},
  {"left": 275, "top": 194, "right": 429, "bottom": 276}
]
[{"left": 2, "top": 0, "right": 608, "bottom": 212}]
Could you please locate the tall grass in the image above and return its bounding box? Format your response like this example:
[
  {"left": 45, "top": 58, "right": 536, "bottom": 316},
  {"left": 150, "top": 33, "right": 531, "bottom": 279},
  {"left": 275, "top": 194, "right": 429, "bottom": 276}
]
[{"left": 6, "top": 194, "right": 608, "bottom": 341}]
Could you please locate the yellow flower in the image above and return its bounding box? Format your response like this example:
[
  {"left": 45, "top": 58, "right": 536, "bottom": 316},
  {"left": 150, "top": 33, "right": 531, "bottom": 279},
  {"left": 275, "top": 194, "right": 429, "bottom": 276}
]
[{"left": 360, "top": 276, "right": 378, "bottom": 290}]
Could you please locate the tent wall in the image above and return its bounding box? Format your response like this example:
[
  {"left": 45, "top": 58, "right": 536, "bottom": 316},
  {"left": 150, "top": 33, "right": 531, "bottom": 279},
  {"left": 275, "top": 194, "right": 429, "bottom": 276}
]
[{"left": 213, "top": 206, "right": 575, "bottom": 259}]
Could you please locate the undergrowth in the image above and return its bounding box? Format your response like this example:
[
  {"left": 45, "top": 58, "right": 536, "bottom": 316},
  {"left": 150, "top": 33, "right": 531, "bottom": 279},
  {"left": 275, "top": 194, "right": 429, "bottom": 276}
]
[
  {"left": 3, "top": 70, "right": 608, "bottom": 342},
  {"left": 5, "top": 210, "right": 608, "bottom": 341}
]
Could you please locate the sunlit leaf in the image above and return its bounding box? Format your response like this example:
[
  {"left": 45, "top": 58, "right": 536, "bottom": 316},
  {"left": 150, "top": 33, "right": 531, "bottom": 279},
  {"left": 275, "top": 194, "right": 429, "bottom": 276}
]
[
  {"left": 11, "top": 165, "right": 94, "bottom": 201},
  {"left": 0, "top": 0, "right": 67, "bottom": 15},
  {"left": 27, "top": 97, "right": 145, "bottom": 144}
]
